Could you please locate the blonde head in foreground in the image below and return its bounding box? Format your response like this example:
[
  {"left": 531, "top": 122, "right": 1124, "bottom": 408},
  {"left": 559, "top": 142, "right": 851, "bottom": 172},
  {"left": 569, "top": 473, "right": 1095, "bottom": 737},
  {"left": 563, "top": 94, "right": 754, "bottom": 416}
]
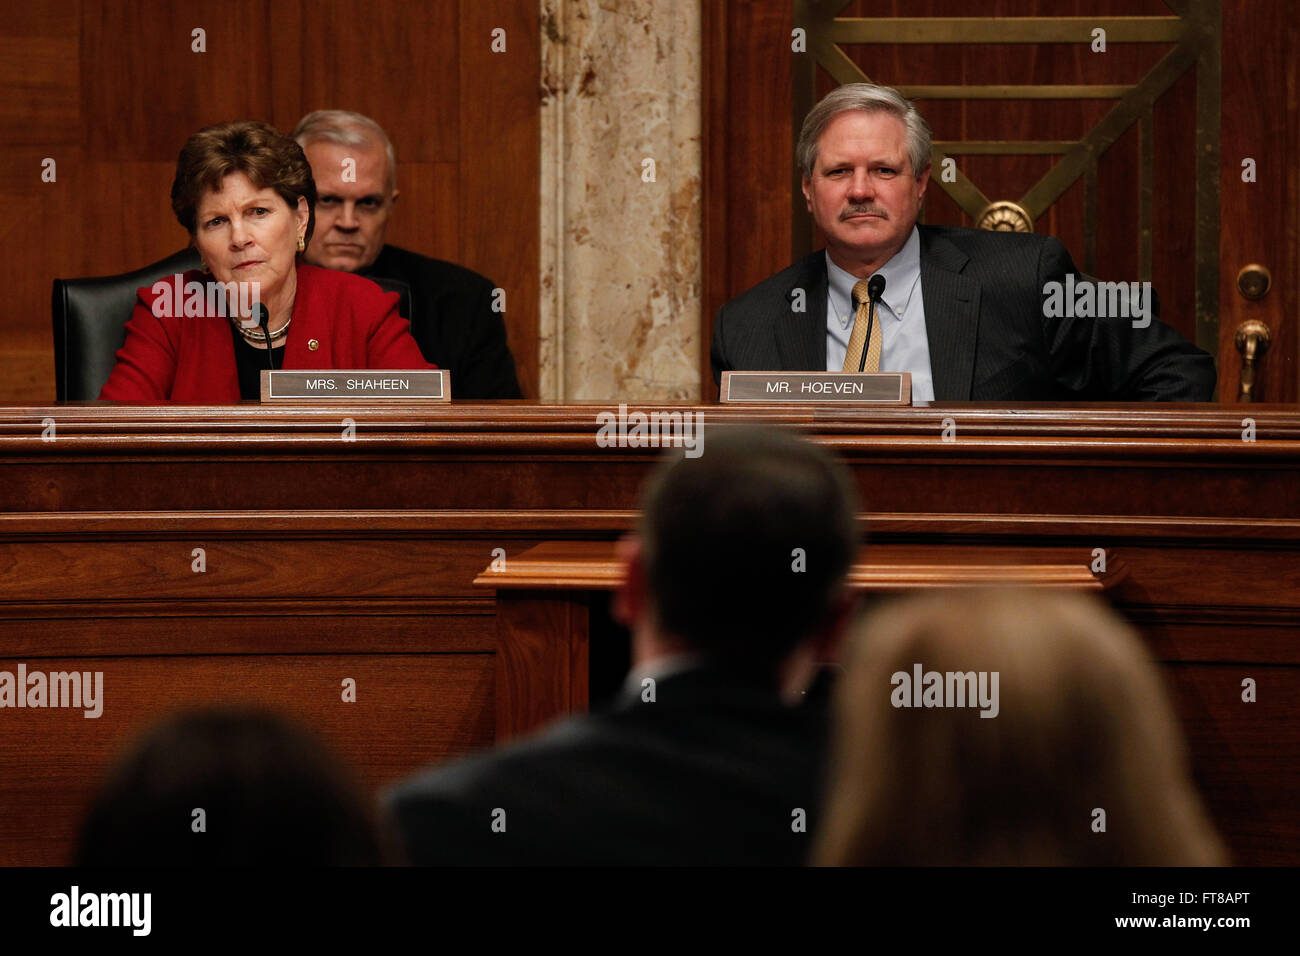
[{"left": 815, "top": 588, "right": 1226, "bottom": 866}]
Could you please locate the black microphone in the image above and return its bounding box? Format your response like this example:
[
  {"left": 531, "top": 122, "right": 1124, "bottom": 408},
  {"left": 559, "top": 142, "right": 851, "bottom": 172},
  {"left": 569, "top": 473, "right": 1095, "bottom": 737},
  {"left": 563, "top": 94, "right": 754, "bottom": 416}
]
[
  {"left": 252, "top": 304, "right": 275, "bottom": 372},
  {"left": 856, "top": 274, "right": 887, "bottom": 373}
]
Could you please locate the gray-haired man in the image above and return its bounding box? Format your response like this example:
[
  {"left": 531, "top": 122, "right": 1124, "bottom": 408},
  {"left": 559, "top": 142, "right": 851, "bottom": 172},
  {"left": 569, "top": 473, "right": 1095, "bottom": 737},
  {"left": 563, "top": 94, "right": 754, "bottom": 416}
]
[
  {"left": 710, "top": 83, "right": 1215, "bottom": 402},
  {"left": 293, "top": 110, "right": 521, "bottom": 399}
]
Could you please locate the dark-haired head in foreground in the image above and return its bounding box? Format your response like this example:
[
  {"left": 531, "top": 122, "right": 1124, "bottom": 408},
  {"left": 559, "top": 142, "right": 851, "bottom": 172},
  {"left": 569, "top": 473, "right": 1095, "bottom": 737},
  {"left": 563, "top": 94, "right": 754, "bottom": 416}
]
[
  {"left": 387, "top": 426, "right": 861, "bottom": 865},
  {"left": 76, "top": 708, "right": 386, "bottom": 866},
  {"left": 631, "top": 424, "right": 858, "bottom": 678}
]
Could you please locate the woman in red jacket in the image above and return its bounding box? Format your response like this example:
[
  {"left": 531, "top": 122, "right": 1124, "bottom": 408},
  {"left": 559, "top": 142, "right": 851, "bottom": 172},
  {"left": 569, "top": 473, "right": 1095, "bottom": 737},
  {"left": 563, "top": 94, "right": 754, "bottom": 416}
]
[{"left": 99, "top": 121, "right": 432, "bottom": 402}]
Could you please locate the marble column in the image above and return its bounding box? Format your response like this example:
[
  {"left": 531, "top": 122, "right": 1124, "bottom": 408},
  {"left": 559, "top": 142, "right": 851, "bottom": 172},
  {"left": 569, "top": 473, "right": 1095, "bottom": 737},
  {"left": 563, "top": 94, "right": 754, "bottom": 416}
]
[{"left": 539, "top": 0, "right": 702, "bottom": 401}]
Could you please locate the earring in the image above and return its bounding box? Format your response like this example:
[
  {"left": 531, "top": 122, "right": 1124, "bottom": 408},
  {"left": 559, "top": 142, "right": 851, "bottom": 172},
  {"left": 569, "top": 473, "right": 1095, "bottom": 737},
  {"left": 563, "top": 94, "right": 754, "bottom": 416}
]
[
  {"left": 199, "top": 257, "right": 210, "bottom": 273},
  {"left": 297, "top": 234, "right": 306, "bottom": 252}
]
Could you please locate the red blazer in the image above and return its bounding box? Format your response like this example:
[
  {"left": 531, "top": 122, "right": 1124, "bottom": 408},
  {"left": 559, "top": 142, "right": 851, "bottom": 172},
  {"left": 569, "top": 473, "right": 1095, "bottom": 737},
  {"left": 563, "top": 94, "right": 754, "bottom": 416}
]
[{"left": 99, "top": 263, "right": 434, "bottom": 402}]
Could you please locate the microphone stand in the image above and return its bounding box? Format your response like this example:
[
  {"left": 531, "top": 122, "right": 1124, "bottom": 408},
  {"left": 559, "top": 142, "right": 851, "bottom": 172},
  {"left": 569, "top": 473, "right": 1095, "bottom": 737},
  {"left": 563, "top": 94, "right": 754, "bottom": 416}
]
[
  {"left": 856, "top": 299, "right": 876, "bottom": 373},
  {"left": 255, "top": 305, "right": 275, "bottom": 372},
  {"left": 856, "top": 275, "right": 886, "bottom": 373}
]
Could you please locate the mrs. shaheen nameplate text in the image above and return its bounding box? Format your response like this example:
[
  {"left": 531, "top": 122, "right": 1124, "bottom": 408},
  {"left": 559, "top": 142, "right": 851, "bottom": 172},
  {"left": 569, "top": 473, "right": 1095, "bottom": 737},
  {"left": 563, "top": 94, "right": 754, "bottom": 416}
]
[{"left": 260, "top": 370, "right": 450, "bottom": 402}]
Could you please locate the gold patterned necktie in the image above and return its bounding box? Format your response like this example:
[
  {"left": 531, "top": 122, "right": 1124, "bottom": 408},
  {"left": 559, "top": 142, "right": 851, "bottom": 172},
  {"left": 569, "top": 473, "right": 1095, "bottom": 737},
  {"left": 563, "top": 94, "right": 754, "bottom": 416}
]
[{"left": 842, "top": 278, "right": 883, "bottom": 373}]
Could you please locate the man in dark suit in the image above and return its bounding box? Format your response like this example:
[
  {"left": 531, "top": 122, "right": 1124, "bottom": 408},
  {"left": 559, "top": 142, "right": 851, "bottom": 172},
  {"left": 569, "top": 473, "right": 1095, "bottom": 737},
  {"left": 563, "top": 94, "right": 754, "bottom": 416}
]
[
  {"left": 294, "top": 111, "right": 521, "bottom": 399},
  {"left": 386, "top": 427, "right": 859, "bottom": 865},
  {"left": 711, "top": 83, "right": 1216, "bottom": 402}
]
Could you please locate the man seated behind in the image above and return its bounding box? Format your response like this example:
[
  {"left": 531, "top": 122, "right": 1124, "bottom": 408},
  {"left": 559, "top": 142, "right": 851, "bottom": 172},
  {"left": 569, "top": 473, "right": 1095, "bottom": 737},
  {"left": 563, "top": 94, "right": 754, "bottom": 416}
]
[
  {"left": 386, "top": 427, "right": 860, "bottom": 865},
  {"left": 711, "top": 83, "right": 1216, "bottom": 401},
  {"left": 293, "top": 110, "right": 521, "bottom": 399}
]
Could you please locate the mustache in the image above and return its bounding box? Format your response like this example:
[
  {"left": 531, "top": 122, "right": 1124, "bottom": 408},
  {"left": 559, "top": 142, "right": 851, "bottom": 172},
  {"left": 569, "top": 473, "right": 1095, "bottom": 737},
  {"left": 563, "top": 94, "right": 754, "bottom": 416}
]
[{"left": 842, "top": 204, "right": 888, "bottom": 220}]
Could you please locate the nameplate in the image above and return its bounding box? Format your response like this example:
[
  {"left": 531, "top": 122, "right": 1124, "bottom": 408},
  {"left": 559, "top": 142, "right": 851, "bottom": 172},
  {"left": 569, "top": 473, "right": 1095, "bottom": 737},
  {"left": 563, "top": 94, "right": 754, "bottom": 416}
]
[
  {"left": 260, "top": 370, "right": 450, "bottom": 402},
  {"left": 720, "top": 371, "right": 911, "bottom": 405}
]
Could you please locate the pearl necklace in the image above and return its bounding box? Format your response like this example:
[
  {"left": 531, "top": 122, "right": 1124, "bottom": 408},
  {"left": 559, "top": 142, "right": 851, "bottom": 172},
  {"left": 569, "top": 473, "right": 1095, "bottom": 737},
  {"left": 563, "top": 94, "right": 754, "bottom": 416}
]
[{"left": 231, "top": 313, "right": 291, "bottom": 346}]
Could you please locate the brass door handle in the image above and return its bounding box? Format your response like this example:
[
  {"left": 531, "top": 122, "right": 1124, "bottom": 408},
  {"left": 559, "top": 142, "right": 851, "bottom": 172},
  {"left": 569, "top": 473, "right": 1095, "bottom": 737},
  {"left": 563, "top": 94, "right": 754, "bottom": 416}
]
[{"left": 1234, "top": 319, "right": 1271, "bottom": 402}]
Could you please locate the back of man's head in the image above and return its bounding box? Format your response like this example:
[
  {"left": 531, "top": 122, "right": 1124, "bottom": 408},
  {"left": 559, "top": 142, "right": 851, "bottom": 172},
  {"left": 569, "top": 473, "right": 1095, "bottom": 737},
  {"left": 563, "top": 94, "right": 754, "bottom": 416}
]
[{"left": 639, "top": 427, "right": 859, "bottom": 670}]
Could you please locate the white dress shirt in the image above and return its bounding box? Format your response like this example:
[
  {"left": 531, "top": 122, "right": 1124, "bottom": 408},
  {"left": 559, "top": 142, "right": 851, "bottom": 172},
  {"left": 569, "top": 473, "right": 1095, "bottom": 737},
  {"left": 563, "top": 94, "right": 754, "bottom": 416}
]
[{"left": 824, "top": 226, "right": 935, "bottom": 402}]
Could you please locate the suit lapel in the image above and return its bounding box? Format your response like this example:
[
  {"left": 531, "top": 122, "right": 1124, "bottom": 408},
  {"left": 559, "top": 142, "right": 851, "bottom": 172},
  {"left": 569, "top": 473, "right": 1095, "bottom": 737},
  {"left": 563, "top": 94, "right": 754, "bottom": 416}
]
[
  {"left": 775, "top": 252, "right": 827, "bottom": 372},
  {"left": 919, "top": 227, "right": 980, "bottom": 401}
]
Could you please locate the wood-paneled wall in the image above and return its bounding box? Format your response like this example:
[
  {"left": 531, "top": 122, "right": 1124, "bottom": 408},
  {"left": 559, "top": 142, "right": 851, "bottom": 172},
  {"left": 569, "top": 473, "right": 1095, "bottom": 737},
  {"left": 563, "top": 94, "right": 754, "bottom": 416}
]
[{"left": 0, "top": 0, "right": 540, "bottom": 401}]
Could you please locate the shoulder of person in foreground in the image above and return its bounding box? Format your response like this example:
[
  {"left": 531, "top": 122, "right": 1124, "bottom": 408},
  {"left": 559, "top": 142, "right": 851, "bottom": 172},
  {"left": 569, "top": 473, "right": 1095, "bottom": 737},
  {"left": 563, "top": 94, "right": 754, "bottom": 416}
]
[
  {"left": 384, "top": 676, "right": 828, "bottom": 866},
  {"left": 383, "top": 715, "right": 611, "bottom": 866}
]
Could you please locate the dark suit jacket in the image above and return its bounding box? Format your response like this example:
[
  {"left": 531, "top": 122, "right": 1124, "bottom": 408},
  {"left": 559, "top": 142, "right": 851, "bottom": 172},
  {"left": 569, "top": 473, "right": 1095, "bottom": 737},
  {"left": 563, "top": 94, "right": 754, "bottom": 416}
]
[
  {"left": 385, "top": 664, "right": 830, "bottom": 865},
  {"left": 711, "top": 225, "right": 1217, "bottom": 401},
  {"left": 361, "top": 245, "right": 522, "bottom": 399}
]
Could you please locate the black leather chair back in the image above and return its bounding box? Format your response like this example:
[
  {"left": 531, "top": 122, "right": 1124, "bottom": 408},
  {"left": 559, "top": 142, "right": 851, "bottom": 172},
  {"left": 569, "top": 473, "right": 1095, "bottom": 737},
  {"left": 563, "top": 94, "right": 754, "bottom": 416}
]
[
  {"left": 52, "top": 251, "right": 413, "bottom": 400},
  {"left": 52, "top": 248, "right": 202, "bottom": 401}
]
